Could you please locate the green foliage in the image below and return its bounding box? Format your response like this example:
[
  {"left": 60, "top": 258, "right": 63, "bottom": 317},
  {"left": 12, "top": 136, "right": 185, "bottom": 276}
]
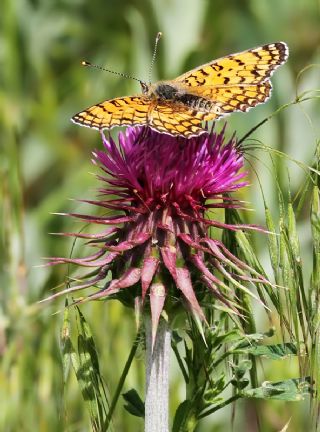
[
  {"left": 243, "top": 378, "right": 311, "bottom": 401},
  {"left": 242, "top": 342, "right": 298, "bottom": 359},
  {"left": 170, "top": 315, "right": 311, "bottom": 431},
  {"left": 122, "top": 389, "right": 145, "bottom": 418},
  {"left": 61, "top": 304, "right": 110, "bottom": 431}
]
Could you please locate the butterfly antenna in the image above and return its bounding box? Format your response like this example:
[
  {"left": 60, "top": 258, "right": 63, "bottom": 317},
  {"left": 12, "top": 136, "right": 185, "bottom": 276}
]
[
  {"left": 81, "top": 61, "right": 143, "bottom": 84},
  {"left": 148, "top": 32, "right": 162, "bottom": 85}
]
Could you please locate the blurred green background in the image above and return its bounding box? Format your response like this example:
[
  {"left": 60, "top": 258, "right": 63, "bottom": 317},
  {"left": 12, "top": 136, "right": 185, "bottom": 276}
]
[{"left": 1, "top": 0, "right": 320, "bottom": 430}]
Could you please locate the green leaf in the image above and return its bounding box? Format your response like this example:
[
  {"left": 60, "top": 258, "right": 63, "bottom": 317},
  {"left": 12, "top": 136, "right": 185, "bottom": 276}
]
[
  {"left": 77, "top": 308, "right": 101, "bottom": 375},
  {"left": 212, "top": 328, "right": 243, "bottom": 346},
  {"left": 265, "top": 206, "right": 279, "bottom": 276},
  {"left": 288, "top": 202, "right": 301, "bottom": 264},
  {"left": 60, "top": 299, "right": 72, "bottom": 384},
  {"left": 311, "top": 185, "right": 320, "bottom": 291},
  {"left": 243, "top": 378, "right": 311, "bottom": 401},
  {"left": 231, "top": 360, "right": 252, "bottom": 390},
  {"left": 122, "top": 389, "right": 145, "bottom": 418},
  {"left": 231, "top": 359, "right": 252, "bottom": 379},
  {"left": 172, "top": 400, "right": 193, "bottom": 432},
  {"left": 231, "top": 377, "right": 250, "bottom": 390},
  {"left": 203, "top": 374, "right": 225, "bottom": 404},
  {"left": 69, "top": 307, "right": 110, "bottom": 431},
  {"left": 171, "top": 330, "right": 183, "bottom": 344},
  {"left": 244, "top": 342, "right": 299, "bottom": 360}
]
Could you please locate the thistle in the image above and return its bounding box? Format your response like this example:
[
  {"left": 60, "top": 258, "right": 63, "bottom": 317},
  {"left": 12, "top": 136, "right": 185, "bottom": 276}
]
[{"left": 46, "top": 125, "right": 268, "bottom": 340}]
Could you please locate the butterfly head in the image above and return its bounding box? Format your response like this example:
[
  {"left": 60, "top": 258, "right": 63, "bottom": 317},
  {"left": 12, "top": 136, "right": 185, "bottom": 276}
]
[{"left": 140, "top": 81, "right": 149, "bottom": 95}]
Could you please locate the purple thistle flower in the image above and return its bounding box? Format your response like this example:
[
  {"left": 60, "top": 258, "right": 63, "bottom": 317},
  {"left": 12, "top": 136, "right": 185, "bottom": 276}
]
[{"left": 45, "top": 126, "right": 270, "bottom": 343}]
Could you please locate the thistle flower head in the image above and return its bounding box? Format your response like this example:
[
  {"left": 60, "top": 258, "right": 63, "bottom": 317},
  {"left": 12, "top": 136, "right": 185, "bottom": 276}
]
[{"left": 47, "top": 126, "right": 269, "bottom": 342}]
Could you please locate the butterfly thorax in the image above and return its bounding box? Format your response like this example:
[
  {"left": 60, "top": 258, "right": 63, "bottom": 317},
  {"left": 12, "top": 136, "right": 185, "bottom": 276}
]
[
  {"left": 144, "top": 81, "right": 215, "bottom": 113},
  {"left": 149, "top": 82, "right": 180, "bottom": 99}
]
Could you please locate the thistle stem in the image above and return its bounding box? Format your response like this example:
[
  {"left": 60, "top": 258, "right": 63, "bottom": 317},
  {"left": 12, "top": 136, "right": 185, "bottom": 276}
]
[{"left": 145, "top": 316, "right": 171, "bottom": 432}]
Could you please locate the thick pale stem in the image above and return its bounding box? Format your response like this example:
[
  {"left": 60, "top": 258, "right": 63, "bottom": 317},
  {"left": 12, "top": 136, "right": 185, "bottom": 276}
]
[{"left": 145, "top": 316, "right": 171, "bottom": 432}]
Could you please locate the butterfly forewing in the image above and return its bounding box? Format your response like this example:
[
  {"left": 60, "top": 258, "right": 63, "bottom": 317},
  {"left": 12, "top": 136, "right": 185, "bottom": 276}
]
[
  {"left": 175, "top": 42, "right": 288, "bottom": 87},
  {"left": 72, "top": 96, "right": 150, "bottom": 130}
]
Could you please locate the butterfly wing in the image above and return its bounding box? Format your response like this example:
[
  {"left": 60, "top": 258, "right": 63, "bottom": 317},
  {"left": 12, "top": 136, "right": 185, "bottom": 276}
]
[
  {"left": 72, "top": 43, "right": 288, "bottom": 136},
  {"left": 71, "top": 95, "right": 208, "bottom": 137},
  {"left": 71, "top": 96, "right": 151, "bottom": 130},
  {"left": 170, "top": 42, "right": 288, "bottom": 117},
  {"left": 149, "top": 102, "right": 214, "bottom": 137},
  {"left": 175, "top": 42, "right": 288, "bottom": 87}
]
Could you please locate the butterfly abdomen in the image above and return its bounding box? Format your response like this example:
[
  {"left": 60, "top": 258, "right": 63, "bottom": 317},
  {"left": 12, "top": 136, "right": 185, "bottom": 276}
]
[{"left": 175, "top": 93, "right": 214, "bottom": 112}]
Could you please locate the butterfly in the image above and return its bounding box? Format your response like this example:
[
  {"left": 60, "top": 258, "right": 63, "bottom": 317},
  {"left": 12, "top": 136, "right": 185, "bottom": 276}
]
[{"left": 72, "top": 42, "right": 288, "bottom": 138}]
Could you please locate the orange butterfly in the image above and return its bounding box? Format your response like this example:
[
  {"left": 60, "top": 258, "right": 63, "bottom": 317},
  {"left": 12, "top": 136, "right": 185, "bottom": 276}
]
[{"left": 72, "top": 41, "right": 288, "bottom": 138}]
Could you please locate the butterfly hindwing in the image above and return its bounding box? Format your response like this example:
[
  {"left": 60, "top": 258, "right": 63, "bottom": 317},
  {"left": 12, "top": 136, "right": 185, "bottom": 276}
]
[
  {"left": 150, "top": 103, "right": 211, "bottom": 137},
  {"left": 181, "top": 82, "right": 272, "bottom": 115}
]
